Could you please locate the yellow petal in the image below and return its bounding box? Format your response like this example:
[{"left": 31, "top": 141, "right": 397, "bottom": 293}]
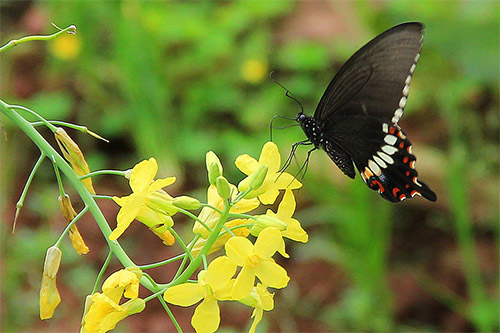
[
  {"left": 257, "top": 189, "right": 280, "bottom": 205},
  {"left": 232, "top": 265, "right": 255, "bottom": 300},
  {"left": 129, "top": 158, "right": 158, "bottom": 193},
  {"left": 277, "top": 190, "right": 295, "bottom": 218},
  {"left": 204, "top": 256, "right": 237, "bottom": 291},
  {"left": 149, "top": 176, "right": 176, "bottom": 192},
  {"left": 39, "top": 274, "right": 61, "bottom": 319},
  {"left": 102, "top": 269, "right": 141, "bottom": 303},
  {"left": 253, "top": 227, "right": 282, "bottom": 259},
  {"left": 230, "top": 196, "right": 260, "bottom": 214},
  {"left": 255, "top": 259, "right": 289, "bottom": 289},
  {"left": 225, "top": 237, "right": 253, "bottom": 266},
  {"left": 163, "top": 283, "right": 204, "bottom": 306},
  {"left": 282, "top": 217, "right": 308, "bottom": 243},
  {"left": 192, "top": 298, "right": 220, "bottom": 333},
  {"left": 235, "top": 154, "right": 259, "bottom": 175},
  {"left": 272, "top": 172, "right": 302, "bottom": 189},
  {"left": 258, "top": 141, "right": 280, "bottom": 173},
  {"left": 109, "top": 194, "right": 144, "bottom": 241}
]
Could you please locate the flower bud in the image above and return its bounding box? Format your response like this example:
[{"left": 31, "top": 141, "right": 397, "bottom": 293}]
[
  {"left": 248, "top": 164, "right": 268, "bottom": 190},
  {"left": 44, "top": 246, "right": 62, "bottom": 279},
  {"left": 58, "top": 194, "right": 89, "bottom": 255},
  {"left": 250, "top": 215, "right": 287, "bottom": 237},
  {"left": 172, "top": 196, "right": 201, "bottom": 210},
  {"left": 215, "top": 176, "right": 231, "bottom": 199},
  {"left": 40, "top": 246, "right": 62, "bottom": 319},
  {"left": 206, "top": 151, "right": 223, "bottom": 185},
  {"left": 54, "top": 127, "right": 95, "bottom": 194}
]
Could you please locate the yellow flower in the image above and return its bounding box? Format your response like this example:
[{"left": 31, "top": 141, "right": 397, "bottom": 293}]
[
  {"left": 191, "top": 219, "right": 250, "bottom": 256},
  {"left": 50, "top": 33, "right": 81, "bottom": 60},
  {"left": 58, "top": 194, "right": 89, "bottom": 255},
  {"left": 55, "top": 127, "right": 95, "bottom": 194},
  {"left": 236, "top": 141, "right": 301, "bottom": 205},
  {"left": 110, "top": 158, "right": 176, "bottom": 241},
  {"left": 82, "top": 268, "right": 145, "bottom": 333},
  {"left": 225, "top": 227, "right": 290, "bottom": 300},
  {"left": 239, "top": 283, "right": 274, "bottom": 333},
  {"left": 164, "top": 256, "right": 237, "bottom": 333},
  {"left": 263, "top": 190, "right": 308, "bottom": 243},
  {"left": 40, "top": 246, "right": 62, "bottom": 319},
  {"left": 241, "top": 59, "right": 268, "bottom": 84},
  {"left": 193, "top": 185, "right": 259, "bottom": 238}
]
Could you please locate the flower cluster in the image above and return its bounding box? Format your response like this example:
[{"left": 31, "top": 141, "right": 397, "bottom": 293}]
[{"left": 160, "top": 141, "right": 307, "bottom": 333}]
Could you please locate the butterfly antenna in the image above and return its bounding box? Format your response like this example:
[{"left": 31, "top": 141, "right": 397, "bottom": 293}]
[
  {"left": 269, "top": 115, "right": 299, "bottom": 141},
  {"left": 270, "top": 71, "right": 304, "bottom": 114}
]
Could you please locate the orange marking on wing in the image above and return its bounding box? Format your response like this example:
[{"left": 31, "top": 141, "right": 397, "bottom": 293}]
[
  {"left": 403, "top": 156, "right": 409, "bottom": 164},
  {"left": 389, "top": 127, "right": 396, "bottom": 134},
  {"left": 392, "top": 187, "right": 400, "bottom": 197},
  {"left": 405, "top": 171, "right": 410, "bottom": 176},
  {"left": 410, "top": 190, "right": 420, "bottom": 197},
  {"left": 399, "top": 142, "right": 405, "bottom": 149},
  {"left": 410, "top": 161, "right": 415, "bottom": 168}
]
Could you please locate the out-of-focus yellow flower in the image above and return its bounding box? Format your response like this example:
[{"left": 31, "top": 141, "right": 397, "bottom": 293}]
[
  {"left": 241, "top": 59, "right": 268, "bottom": 84},
  {"left": 236, "top": 141, "right": 301, "bottom": 205},
  {"left": 81, "top": 268, "right": 144, "bottom": 333},
  {"left": 55, "top": 128, "right": 95, "bottom": 194},
  {"left": 58, "top": 194, "right": 89, "bottom": 255},
  {"left": 239, "top": 283, "right": 274, "bottom": 333},
  {"left": 110, "top": 158, "right": 177, "bottom": 241},
  {"left": 225, "top": 227, "right": 289, "bottom": 300},
  {"left": 164, "top": 256, "right": 236, "bottom": 333},
  {"left": 191, "top": 219, "right": 250, "bottom": 256},
  {"left": 40, "top": 246, "right": 62, "bottom": 319},
  {"left": 263, "top": 190, "right": 308, "bottom": 243},
  {"left": 193, "top": 185, "right": 259, "bottom": 238},
  {"left": 50, "top": 33, "right": 81, "bottom": 60}
]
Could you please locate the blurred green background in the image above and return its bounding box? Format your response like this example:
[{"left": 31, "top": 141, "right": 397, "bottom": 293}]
[{"left": 1, "top": 1, "right": 498, "bottom": 332}]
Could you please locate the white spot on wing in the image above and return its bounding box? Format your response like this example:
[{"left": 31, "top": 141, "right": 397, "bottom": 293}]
[
  {"left": 382, "top": 123, "right": 389, "bottom": 133},
  {"left": 392, "top": 108, "right": 404, "bottom": 124},
  {"left": 373, "top": 155, "right": 387, "bottom": 168},
  {"left": 384, "top": 135, "right": 397, "bottom": 145},
  {"left": 402, "top": 84, "right": 410, "bottom": 96},
  {"left": 378, "top": 151, "right": 394, "bottom": 164},
  {"left": 410, "top": 64, "right": 416, "bottom": 74},
  {"left": 399, "top": 96, "right": 407, "bottom": 109},
  {"left": 405, "top": 75, "right": 412, "bottom": 85},
  {"left": 382, "top": 145, "right": 398, "bottom": 155},
  {"left": 368, "top": 159, "right": 381, "bottom": 176}
]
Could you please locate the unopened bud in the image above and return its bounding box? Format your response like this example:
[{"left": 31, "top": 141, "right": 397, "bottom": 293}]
[
  {"left": 206, "top": 151, "right": 223, "bottom": 185},
  {"left": 54, "top": 127, "right": 95, "bottom": 194},
  {"left": 173, "top": 196, "right": 201, "bottom": 210},
  {"left": 248, "top": 164, "right": 268, "bottom": 190},
  {"left": 215, "top": 176, "right": 231, "bottom": 199},
  {"left": 250, "top": 215, "right": 287, "bottom": 236},
  {"left": 43, "top": 246, "right": 62, "bottom": 279}
]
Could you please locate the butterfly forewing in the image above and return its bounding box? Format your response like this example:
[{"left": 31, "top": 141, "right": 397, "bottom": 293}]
[{"left": 314, "top": 22, "right": 424, "bottom": 124}]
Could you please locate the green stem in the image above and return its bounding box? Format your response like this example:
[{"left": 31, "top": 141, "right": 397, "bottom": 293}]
[
  {"left": 9, "top": 105, "right": 58, "bottom": 132},
  {"left": 138, "top": 253, "right": 186, "bottom": 270},
  {"left": 13, "top": 154, "right": 46, "bottom": 232},
  {"left": 158, "top": 199, "right": 232, "bottom": 288},
  {"left": 80, "top": 169, "right": 127, "bottom": 180},
  {"left": 158, "top": 296, "right": 182, "bottom": 333},
  {"left": 92, "top": 250, "right": 113, "bottom": 294},
  {"left": 0, "top": 24, "right": 77, "bottom": 53},
  {"left": 54, "top": 206, "right": 89, "bottom": 248}
]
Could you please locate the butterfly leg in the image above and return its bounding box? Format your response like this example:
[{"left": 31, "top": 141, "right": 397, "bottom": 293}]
[{"left": 280, "top": 140, "right": 313, "bottom": 173}]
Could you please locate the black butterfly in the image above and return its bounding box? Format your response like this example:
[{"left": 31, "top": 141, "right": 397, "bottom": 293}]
[{"left": 287, "top": 22, "right": 436, "bottom": 203}]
